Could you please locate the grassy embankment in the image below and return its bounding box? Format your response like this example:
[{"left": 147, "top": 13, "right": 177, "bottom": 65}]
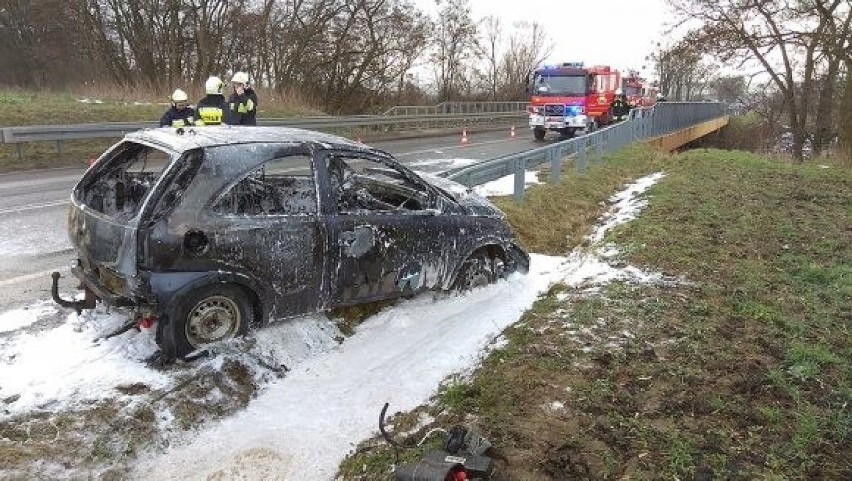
[
  {"left": 0, "top": 87, "right": 321, "bottom": 172},
  {"left": 339, "top": 145, "right": 851, "bottom": 479}
]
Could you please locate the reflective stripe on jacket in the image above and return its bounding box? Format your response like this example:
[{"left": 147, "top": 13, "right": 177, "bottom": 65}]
[
  {"left": 228, "top": 88, "right": 259, "bottom": 125},
  {"left": 195, "top": 94, "right": 230, "bottom": 125}
]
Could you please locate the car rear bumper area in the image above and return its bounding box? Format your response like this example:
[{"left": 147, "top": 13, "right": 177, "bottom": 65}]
[{"left": 50, "top": 264, "right": 138, "bottom": 313}]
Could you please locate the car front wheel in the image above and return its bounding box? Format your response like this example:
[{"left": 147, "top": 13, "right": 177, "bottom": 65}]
[
  {"left": 172, "top": 284, "right": 253, "bottom": 358},
  {"left": 452, "top": 253, "right": 499, "bottom": 292}
]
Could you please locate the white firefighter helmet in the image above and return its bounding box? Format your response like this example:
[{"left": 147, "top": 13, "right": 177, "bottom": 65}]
[
  {"left": 205, "top": 76, "right": 224, "bottom": 95},
  {"left": 171, "top": 89, "right": 188, "bottom": 102},
  {"left": 615, "top": 88, "right": 623, "bottom": 95},
  {"left": 231, "top": 71, "right": 249, "bottom": 85}
]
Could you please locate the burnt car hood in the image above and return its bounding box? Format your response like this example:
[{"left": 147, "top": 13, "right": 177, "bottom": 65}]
[{"left": 417, "top": 172, "right": 505, "bottom": 218}]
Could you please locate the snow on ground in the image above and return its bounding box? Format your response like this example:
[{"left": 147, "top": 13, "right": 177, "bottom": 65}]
[
  {"left": 0, "top": 301, "right": 56, "bottom": 333},
  {"left": 130, "top": 171, "right": 667, "bottom": 480},
  {"left": 132, "top": 255, "right": 566, "bottom": 480},
  {"left": 409, "top": 157, "right": 479, "bottom": 171},
  {"left": 0, "top": 308, "right": 168, "bottom": 415},
  {"left": 0, "top": 170, "right": 666, "bottom": 479},
  {"left": 473, "top": 171, "right": 543, "bottom": 197},
  {"left": 588, "top": 172, "right": 665, "bottom": 244},
  {"left": 0, "top": 304, "right": 342, "bottom": 418}
]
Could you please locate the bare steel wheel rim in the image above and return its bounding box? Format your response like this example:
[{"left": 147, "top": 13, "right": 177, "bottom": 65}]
[{"left": 185, "top": 295, "right": 242, "bottom": 347}]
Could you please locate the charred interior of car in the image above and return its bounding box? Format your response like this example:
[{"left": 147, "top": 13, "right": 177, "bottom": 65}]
[
  {"left": 213, "top": 154, "right": 317, "bottom": 216},
  {"left": 329, "top": 155, "right": 430, "bottom": 213},
  {"left": 78, "top": 142, "right": 172, "bottom": 221}
]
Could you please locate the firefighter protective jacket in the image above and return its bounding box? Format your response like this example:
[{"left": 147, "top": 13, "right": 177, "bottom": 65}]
[
  {"left": 159, "top": 106, "right": 197, "bottom": 127},
  {"left": 228, "top": 88, "right": 258, "bottom": 126},
  {"left": 195, "top": 94, "right": 230, "bottom": 125},
  {"left": 612, "top": 96, "right": 631, "bottom": 117}
]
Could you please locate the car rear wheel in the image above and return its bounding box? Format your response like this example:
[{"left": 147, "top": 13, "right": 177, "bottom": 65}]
[
  {"left": 452, "top": 252, "right": 499, "bottom": 292},
  {"left": 172, "top": 284, "right": 252, "bottom": 358},
  {"left": 533, "top": 128, "right": 546, "bottom": 140}
]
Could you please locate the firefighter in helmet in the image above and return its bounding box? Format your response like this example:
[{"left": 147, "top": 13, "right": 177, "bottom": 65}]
[
  {"left": 159, "top": 89, "right": 196, "bottom": 127},
  {"left": 611, "top": 88, "right": 630, "bottom": 121},
  {"left": 228, "top": 71, "right": 259, "bottom": 126},
  {"left": 195, "top": 76, "right": 230, "bottom": 125}
]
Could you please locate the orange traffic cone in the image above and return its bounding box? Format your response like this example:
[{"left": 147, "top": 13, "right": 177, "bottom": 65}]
[
  {"left": 460, "top": 129, "right": 469, "bottom": 144},
  {"left": 356, "top": 136, "right": 362, "bottom": 143},
  {"left": 510, "top": 125, "right": 516, "bottom": 139}
]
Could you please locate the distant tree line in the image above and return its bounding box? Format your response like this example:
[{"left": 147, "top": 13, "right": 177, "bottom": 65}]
[
  {"left": 665, "top": 0, "right": 851, "bottom": 161},
  {"left": 0, "top": 0, "right": 551, "bottom": 113}
]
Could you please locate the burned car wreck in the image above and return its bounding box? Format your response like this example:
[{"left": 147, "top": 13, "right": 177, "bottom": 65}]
[{"left": 52, "top": 126, "right": 529, "bottom": 359}]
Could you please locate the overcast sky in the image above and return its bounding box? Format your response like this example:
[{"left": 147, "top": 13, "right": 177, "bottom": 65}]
[{"left": 413, "top": 0, "right": 675, "bottom": 79}]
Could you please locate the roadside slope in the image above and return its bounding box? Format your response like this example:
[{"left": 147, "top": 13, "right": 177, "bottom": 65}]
[{"left": 340, "top": 149, "right": 851, "bottom": 480}]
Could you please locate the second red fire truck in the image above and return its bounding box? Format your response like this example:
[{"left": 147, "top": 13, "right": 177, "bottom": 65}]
[{"left": 621, "top": 70, "right": 658, "bottom": 108}]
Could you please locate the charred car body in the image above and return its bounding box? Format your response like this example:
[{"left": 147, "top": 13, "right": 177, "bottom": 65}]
[{"left": 52, "top": 127, "right": 529, "bottom": 359}]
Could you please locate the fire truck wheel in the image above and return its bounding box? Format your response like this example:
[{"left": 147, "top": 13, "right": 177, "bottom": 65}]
[{"left": 533, "top": 128, "right": 545, "bottom": 141}]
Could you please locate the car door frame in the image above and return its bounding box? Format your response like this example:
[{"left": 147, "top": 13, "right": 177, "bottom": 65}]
[{"left": 313, "top": 147, "right": 454, "bottom": 308}]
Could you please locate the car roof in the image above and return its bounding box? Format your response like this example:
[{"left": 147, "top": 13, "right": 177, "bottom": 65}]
[{"left": 125, "top": 126, "right": 366, "bottom": 153}]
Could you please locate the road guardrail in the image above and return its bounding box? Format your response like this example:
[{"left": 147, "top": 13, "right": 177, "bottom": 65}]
[
  {"left": 444, "top": 102, "right": 728, "bottom": 200},
  {"left": 1, "top": 111, "right": 527, "bottom": 161}
]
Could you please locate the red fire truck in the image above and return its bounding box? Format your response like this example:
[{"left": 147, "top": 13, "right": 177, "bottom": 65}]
[
  {"left": 527, "top": 62, "right": 621, "bottom": 140},
  {"left": 621, "top": 70, "right": 657, "bottom": 108}
]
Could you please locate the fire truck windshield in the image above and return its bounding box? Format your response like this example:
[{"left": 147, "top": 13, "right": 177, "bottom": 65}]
[
  {"left": 624, "top": 85, "right": 643, "bottom": 96},
  {"left": 533, "top": 74, "right": 587, "bottom": 96}
]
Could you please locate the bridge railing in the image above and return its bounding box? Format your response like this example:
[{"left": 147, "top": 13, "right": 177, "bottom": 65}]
[{"left": 444, "top": 102, "right": 728, "bottom": 201}]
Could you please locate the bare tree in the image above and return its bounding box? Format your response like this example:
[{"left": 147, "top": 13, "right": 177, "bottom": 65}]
[
  {"left": 670, "top": 0, "right": 849, "bottom": 160},
  {"left": 499, "top": 21, "right": 551, "bottom": 99},
  {"left": 649, "top": 33, "right": 716, "bottom": 101},
  {"left": 810, "top": 1, "right": 851, "bottom": 154},
  {"left": 431, "top": 0, "right": 479, "bottom": 101},
  {"left": 716, "top": 75, "right": 747, "bottom": 104},
  {"left": 482, "top": 15, "right": 501, "bottom": 100}
]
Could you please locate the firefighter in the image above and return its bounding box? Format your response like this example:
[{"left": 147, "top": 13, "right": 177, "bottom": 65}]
[
  {"left": 159, "top": 89, "right": 196, "bottom": 127},
  {"left": 228, "top": 71, "right": 258, "bottom": 126},
  {"left": 195, "top": 76, "right": 230, "bottom": 125},
  {"left": 611, "top": 88, "right": 630, "bottom": 121}
]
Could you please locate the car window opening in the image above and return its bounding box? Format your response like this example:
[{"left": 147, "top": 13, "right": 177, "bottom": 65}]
[
  {"left": 79, "top": 141, "right": 173, "bottom": 221},
  {"left": 327, "top": 155, "right": 430, "bottom": 213},
  {"left": 213, "top": 154, "right": 317, "bottom": 216}
]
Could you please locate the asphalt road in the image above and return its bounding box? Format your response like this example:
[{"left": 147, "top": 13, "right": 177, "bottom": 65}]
[{"left": 0, "top": 127, "right": 558, "bottom": 311}]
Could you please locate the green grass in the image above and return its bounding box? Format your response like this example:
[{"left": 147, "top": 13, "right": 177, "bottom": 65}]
[
  {"left": 337, "top": 147, "right": 852, "bottom": 480},
  {"left": 0, "top": 87, "right": 322, "bottom": 172},
  {"left": 493, "top": 144, "right": 670, "bottom": 254}
]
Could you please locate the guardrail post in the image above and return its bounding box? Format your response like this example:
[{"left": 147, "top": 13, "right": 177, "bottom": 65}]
[
  {"left": 56, "top": 140, "right": 64, "bottom": 162},
  {"left": 595, "top": 135, "right": 603, "bottom": 164},
  {"left": 576, "top": 137, "right": 586, "bottom": 174},
  {"left": 513, "top": 158, "right": 525, "bottom": 202},
  {"left": 16, "top": 144, "right": 23, "bottom": 162},
  {"left": 549, "top": 146, "right": 560, "bottom": 184}
]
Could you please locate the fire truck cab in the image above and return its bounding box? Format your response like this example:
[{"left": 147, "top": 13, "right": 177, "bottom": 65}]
[
  {"left": 527, "top": 62, "right": 620, "bottom": 140},
  {"left": 621, "top": 71, "right": 657, "bottom": 108}
]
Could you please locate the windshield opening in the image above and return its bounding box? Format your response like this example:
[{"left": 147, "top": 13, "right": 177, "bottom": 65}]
[
  {"left": 624, "top": 85, "right": 643, "bottom": 96},
  {"left": 533, "top": 74, "right": 587, "bottom": 96},
  {"left": 77, "top": 141, "right": 174, "bottom": 221}
]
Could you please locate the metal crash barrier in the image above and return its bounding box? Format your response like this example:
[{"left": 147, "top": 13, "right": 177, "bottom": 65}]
[
  {"left": 1, "top": 101, "right": 528, "bottom": 162},
  {"left": 443, "top": 102, "right": 729, "bottom": 201}
]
